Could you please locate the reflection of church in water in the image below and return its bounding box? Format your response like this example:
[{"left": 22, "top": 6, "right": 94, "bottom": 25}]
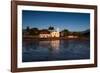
[
  {"left": 39, "top": 40, "right": 60, "bottom": 54},
  {"left": 50, "top": 40, "right": 60, "bottom": 51}
]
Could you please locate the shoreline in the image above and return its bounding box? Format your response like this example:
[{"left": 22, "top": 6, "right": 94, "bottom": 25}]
[{"left": 23, "top": 36, "right": 90, "bottom": 41}]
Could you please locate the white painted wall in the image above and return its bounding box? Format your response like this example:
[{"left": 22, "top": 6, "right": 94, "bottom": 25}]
[{"left": 0, "top": 0, "right": 99, "bottom": 73}]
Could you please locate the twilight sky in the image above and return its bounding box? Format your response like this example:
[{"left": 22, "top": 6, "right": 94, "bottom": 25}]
[{"left": 22, "top": 10, "right": 90, "bottom": 32}]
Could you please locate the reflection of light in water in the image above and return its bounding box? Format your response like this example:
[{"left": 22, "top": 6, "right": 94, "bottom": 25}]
[
  {"left": 39, "top": 41, "right": 50, "bottom": 49},
  {"left": 50, "top": 40, "right": 60, "bottom": 53}
]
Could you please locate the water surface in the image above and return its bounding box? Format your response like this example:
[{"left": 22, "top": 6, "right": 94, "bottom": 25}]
[{"left": 22, "top": 39, "right": 90, "bottom": 62}]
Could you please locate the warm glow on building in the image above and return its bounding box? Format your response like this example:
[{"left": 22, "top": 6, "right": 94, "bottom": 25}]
[
  {"left": 40, "top": 34, "right": 50, "bottom": 38},
  {"left": 51, "top": 28, "right": 60, "bottom": 37},
  {"left": 51, "top": 31, "right": 60, "bottom": 37},
  {"left": 68, "top": 35, "right": 78, "bottom": 38},
  {"left": 39, "top": 28, "right": 60, "bottom": 38}
]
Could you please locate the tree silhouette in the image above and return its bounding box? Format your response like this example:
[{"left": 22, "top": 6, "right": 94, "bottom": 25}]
[
  {"left": 48, "top": 26, "right": 54, "bottom": 31},
  {"left": 26, "top": 26, "right": 30, "bottom": 32},
  {"left": 29, "top": 28, "right": 39, "bottom": 35},
  {"left": 61, "top": 29, "right": 69, "bottom": 36}
]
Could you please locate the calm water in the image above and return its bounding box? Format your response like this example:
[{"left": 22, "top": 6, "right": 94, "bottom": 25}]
[{"left": 22, "top": 39, "right": 90, "bottom": 62}]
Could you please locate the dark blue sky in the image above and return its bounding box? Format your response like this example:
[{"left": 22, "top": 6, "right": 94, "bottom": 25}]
[{"left": 22, "top": 10, "right": 90, "bottom": 32}]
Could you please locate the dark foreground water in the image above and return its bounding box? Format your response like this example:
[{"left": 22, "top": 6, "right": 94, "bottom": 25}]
[{"left": 22, "top": 39, "right": 90, "bottom": 62}]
